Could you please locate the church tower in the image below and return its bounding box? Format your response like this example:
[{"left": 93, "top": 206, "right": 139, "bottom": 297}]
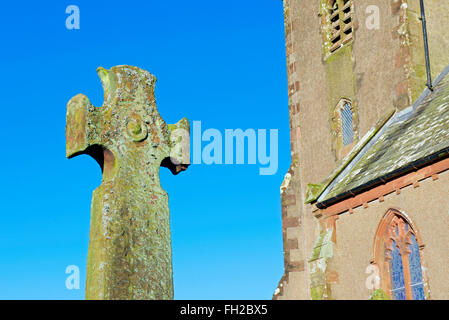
[{"left": 275, "top": 0, "right": 449, "bottom": 299}]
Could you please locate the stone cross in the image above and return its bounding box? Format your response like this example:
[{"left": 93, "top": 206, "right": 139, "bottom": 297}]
[{"left": 65, "top": 65, "right": 190, "bottom": 300}]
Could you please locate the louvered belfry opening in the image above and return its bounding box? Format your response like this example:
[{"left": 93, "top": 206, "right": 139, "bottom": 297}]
[{"left": 329, "top": 0, "right": 353, "bottom": 53}]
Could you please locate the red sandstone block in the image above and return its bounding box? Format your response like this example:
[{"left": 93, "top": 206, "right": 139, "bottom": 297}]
[
  {"left": 392, "top": 28, "right": 399, "bottom": 40},
  {"left": 395, "top": 81, "right": 408, "bottom": 97},
  {"left": 295, "top": 127, "right": 301, "bottom": 140},
  {"left": 283, "top": 216, "right": 299, "bottom": 228},
  {"left": 288, "top": 260, "right": 305, "bottom": 272},
  {"left": 288, "top": 194, "right": 297, "bottom": 205},
  {"left": 391, "top": 0, "right": 401, "bottom": 16},
  {"left": 395, "top": 51, "right": 402, "bottom": 68},
  {"left": 395, "top": 46, "right": 409, "bottom": 68},
  {"left": 281, "top": 206, "right": 288, "bottom": 217},
  {"left": 286, "top": 239, "right": 298, "bottom": 250},
  {"left": 288, "top": 83, "right": 295, "bottom": 97},
  {"left": 326, "top": 271, "right": 339, "bottom": 284}
]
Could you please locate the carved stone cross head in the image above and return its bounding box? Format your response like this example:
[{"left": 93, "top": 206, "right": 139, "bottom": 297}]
[{"left": 66, "top": 65, "right": 190, "bottom": 299}]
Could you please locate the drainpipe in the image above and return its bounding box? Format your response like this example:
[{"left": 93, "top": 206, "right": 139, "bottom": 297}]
[{"left": 419, "top": 0, "right": 433, "bottom": 91}]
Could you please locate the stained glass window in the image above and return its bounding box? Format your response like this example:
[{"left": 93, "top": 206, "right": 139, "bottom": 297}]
[
  {"left": 408, "top": 234, "right": 425, "bottom": 300},
  {"left": 341, "top": 102, "right": 354, "bottom": 146},
  {"left": 382, "top": 216, "right": 426, "bottom": 300},
  {"left": 390, "top": 240, "right": 407, "bottom": 300}
]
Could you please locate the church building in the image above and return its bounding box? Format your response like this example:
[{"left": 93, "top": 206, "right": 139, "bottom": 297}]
[{"left": 274, "top": 0, "right": 449, "bottom": 299}]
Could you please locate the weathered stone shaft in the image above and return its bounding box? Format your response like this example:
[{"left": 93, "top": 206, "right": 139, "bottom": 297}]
[{"left": 65, "top": 65, "right": 190, "bottom": 299}]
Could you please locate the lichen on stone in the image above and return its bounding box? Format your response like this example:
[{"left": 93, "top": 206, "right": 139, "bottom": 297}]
[
  {"left": 309, "top": 229, "right": 334, "bottom": 300},
  {"left": 369, "top": 288, "right": 390, "bottom": 300},
  {"left": 66, "top": 65, "right": 190, "bottom": 300}
]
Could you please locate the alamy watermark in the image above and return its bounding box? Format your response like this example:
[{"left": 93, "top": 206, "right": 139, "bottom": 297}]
[
  {"left": 365, "top": 5, "right": 380, "bottom": 30},
  {"left": 169, "top": 121, "right": 278, "bottom": 176},
  {"left": 365, "top": 264, "right": 380, "bottom": 290},
  {"left": 66, "top": 5, "right": 80, "bottom": 30},
  {"left": 65, "top": 265, "right": 80, "bottom": 290}
]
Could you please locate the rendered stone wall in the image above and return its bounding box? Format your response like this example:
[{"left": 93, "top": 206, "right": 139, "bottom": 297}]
[{"left": 405, "top": 0, "right": 449, "bottom": 102}]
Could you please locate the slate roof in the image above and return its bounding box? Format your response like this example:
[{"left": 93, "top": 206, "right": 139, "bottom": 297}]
[{"left": 313, "top": 65, "right": 449, "bottom": 208}]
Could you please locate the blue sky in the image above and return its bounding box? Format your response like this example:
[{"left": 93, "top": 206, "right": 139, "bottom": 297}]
[{"left": 0, "top": 1, "right": 289, "bottom": 299}]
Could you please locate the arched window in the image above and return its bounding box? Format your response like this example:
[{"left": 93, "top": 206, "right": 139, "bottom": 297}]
[
  {"left": 340, "top": 101, "right": 354, "bottom": 146},
  {"left": 373, "top": 209, "right": 427, "bottom": 300},
  {"left": 330, "top": 98, "right": 357, "bottom": 159}
]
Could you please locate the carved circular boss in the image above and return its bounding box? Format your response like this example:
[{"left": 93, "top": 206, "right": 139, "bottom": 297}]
[{"left": 126, "top": 114, "right": 148, "bottom": 142}]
